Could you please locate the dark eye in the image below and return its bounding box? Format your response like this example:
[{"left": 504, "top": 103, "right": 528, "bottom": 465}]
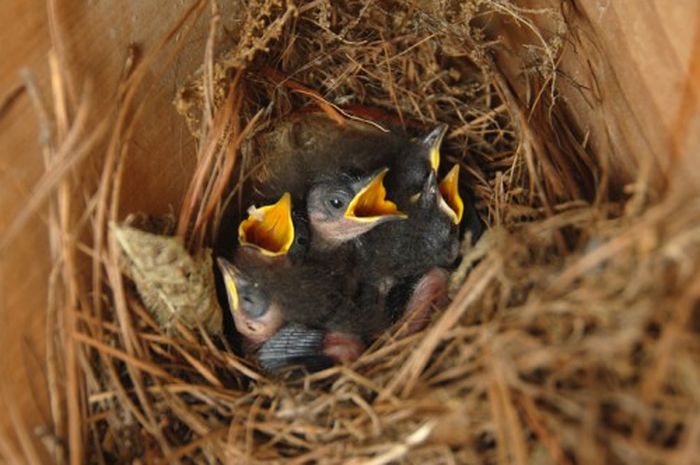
[
  {"left": 243, "top": 296, "right": 254, "bottom": 305},
  {"left": 329, "top": 198, "right": 344, "bottom": 209}
]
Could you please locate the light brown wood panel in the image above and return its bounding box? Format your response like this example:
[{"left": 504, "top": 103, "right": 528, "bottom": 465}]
[
  {"left": 556, "top": 0, "right": 700, "bottom": 187},
  {"left": 1, "top": 0, "right": 53, "bottom": 458},
  {"left": 0, "top": 1, "right": 214, "bottom": 459}
]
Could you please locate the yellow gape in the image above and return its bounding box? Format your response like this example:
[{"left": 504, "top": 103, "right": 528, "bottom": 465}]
[
  {"left": 238, "top": 192, "right": 295, "bottom": 257},
  {"left": 345, "top": 168, "right": 406, "bottom": 222},
  {"left": 439, "top": 164, "right": 464, "bottom": 225},
  {"left": 222, "top": 270, "right": 240, "bottom": 312},
  {"left": 427, "top": 124, "right": 447, "bottom": 171},
  {"left": 430, "top": 145, "right": 440, "bottom": 172}
]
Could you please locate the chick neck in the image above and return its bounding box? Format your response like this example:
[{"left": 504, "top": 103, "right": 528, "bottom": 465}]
[{"left": 309, "top": 231, "right": 348, "bottom": 255}]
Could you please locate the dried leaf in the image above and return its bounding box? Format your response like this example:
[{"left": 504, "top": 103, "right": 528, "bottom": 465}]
[{"left": 111, "top": 223, "right": 222, "bottom": 334}]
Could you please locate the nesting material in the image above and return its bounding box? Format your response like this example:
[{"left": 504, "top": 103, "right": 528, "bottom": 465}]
[
  {"left": 112, "top": 223, "right": 222, "bottom": 335},
  {"left": 27, "top": 1, "right": 700, "bottom": 464}
]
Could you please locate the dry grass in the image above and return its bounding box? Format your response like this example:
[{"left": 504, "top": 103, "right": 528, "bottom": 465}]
[{"left": 3, "top": 0, "right": 700, "bottom": 464}]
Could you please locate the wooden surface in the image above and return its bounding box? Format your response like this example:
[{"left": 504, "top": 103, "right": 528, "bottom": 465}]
[
  {"left": 0, "top": 1, "right": 210, "bottom": 460},
  {"left": 498, "top": 0, "right": 700, "bottom": 190},
  {"left": 1, "top": 0, "right": 53, "bottom": 458},
  {"left": 1, "top": 0, "right": 698, "bottom": 461},
  {"left": 559, "top": 0, "right": 700, "bottom": 187}
]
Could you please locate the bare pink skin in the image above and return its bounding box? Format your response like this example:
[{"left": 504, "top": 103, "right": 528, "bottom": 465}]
[
  {"left": 232, "top": 302, "right": 284, "bottom": 345},
  {"left": 238, "top": 268, "right": 448, "bottom": 364},
  {"left": 308, "top": 213, "right": 382, "bottom": 251},
  {"left": 395, "top": 267, "right": 449, "bottom": 337},
  {"left": 322, "top": 332, "right": 365, "bottom": 363},
  {"left": 320, "top": 268, "right": 448, "bottom": 362}
]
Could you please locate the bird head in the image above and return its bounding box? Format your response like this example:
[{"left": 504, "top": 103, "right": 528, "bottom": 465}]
[
  {"left": 409, "top": 164, "right": 464, "bottom": 225},
  {"left": 419, "top": 123, "right": 449, "bottom": 173},
  {"left": 394, "top": 124, "right": 449, "bottom": 207},
  {"left": 216, "top": 257, "right": 284, "bottom": 344},
  {"left": 238, "top": 192, "right": 296, "bottom": 259},
  {"left": 307, "top": 168, "right": 406, "bottom": 249}
]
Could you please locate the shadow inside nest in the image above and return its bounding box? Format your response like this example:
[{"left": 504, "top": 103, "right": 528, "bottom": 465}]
[{"left": 210, "top": 106, "right": 487, "bottom": 378}]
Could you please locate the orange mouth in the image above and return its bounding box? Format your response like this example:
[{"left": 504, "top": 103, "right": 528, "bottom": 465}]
[
  {"left": 439, "top": 164, "right": 464, "bottom": 224},
  {"left": 238, "top": 193, "right": 295, "bottom": 256},
  {"left": 345, "top": 168, "right": 406, "bottom": 222}
]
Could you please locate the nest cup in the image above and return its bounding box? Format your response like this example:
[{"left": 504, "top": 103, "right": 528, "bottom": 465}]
[{"left": 2, "top": 1, "right": 700, "bottom": 464}]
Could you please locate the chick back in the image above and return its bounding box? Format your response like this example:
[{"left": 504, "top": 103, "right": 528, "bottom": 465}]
[{"left": 256, "top": 113, "right": 409, "bottom": 202}]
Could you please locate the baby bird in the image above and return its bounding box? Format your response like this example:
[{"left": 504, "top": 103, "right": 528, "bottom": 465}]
[
  {"left": 218, "top": 252, "right": 383, "bottom": 367},
  {"left": 255, "top": 112, "right": 408, "bottom": 202},
  {"left": 350, "top": 128, "right": 464, "bottom": 332},
  {"left": 218, "top": 193, "right": 299, "bottom": 344},
  {"left": 256, "top": 112, "right": 447, "bottom": 210},
  {"left": 356, "top": 122, "right": 465, "bottom": 291},
  {"left": 305, "top": 167, "right": 406, "bottom": 253},
  {"left": 384, "top": 123, "right": 448, "bottom": 209},
  {"left": 218, "top": 192, "right": 389, "bottom": 371}
]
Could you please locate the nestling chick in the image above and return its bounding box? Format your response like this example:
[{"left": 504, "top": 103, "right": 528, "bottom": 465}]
[
  {"left": 256, "top": 112, "right": 408, "bottom": 202},
  {"left": 219, "top": 192, "right": 387, "bottom": 367},
  {"left": 218, "top": 253, "right": 381, "bottom": 363},
  {"left": 357, "top": 164, "right": 464, "bottom": 291},
  {"left": 257, "top": 112, "right": 448, "bottom": 207},
  {"left": 306, "top": 167, "right": 406, "bottom": 252},
  {"left": 384, "top": 123, "right": 448, "bottom": 209},
  {"left": 218, "top": 192, "right": 305, "bottom": 345},
  {"left": 349, "top": 126, "right": 463, "bottom": 331}
]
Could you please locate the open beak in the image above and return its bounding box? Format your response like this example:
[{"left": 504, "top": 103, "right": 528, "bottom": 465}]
[
  {"left": 345, "top": 168, "right": 406, "bottom": 223},
  {"left": 216, "top": 257, "right": 282, "bottom": 344},
  {"left": 438, "top": 164, "right": 464, "bottom": 225},
  {"left": 238, "top": 193, "right": 295, "bottom": 257},
  {"left": 410, "top": 169, "right": 439, "bottom": 206},
  {"left": 216, "top": 257, "right": 240, "bottom": 313},
  {"left": 422, "top": 124, "right": 448, "bottom": 172}
]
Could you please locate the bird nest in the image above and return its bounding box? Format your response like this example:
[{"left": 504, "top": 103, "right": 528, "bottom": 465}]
[{"left": 30, "top": 0, "right": 700, "bottom": 464}]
